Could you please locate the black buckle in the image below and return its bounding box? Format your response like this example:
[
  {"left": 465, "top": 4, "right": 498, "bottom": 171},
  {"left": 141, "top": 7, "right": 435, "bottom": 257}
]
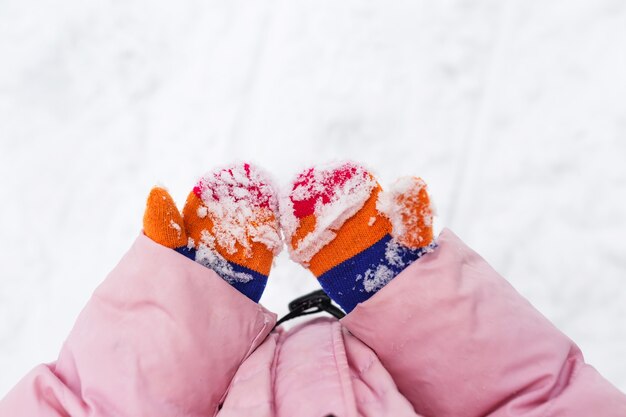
[{"left": 274, "top": 290, "right": 345, "bottom": 328}]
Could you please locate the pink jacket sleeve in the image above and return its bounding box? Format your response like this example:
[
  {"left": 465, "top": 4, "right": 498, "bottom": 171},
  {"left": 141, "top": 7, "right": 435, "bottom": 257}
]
[
  {"left": 0, "top": 234, "right": 276, "bottom": 417},
  {"left": 342, "top": 228, "right": 626, "bottom": 417}
]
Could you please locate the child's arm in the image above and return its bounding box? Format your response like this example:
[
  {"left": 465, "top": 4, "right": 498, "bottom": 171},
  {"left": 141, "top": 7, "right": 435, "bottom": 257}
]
[
  {"left": 342, "top": 228, "right": 626, "bottom": 417},
  {"left": 0, "top": 234, "right": 276, "bottom": 417}
]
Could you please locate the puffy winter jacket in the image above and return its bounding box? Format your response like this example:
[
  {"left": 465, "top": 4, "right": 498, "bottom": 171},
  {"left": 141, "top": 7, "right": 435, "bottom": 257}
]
[{"left": 1, "top": 229, "right": 625, "bottom": 417}]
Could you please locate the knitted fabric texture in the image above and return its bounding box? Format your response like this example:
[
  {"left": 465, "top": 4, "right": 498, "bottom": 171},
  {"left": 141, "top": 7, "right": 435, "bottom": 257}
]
[
  {"left": 143, "top": 163, "right": 281, "bottom": 302},
  {"left": 143, "top": 188, "right": 188, "bottom": 249},
  {"left": 282, "top": 162, "right": 435, "bottom": 313}
]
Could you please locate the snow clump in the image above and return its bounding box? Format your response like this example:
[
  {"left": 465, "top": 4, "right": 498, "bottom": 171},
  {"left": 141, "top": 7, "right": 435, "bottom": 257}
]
[
  {"left": 281, "top": 161, "right": 377, "bottom": 265},
  {"left": 193, "top": 163, "right": 283, "bottom": 258}
]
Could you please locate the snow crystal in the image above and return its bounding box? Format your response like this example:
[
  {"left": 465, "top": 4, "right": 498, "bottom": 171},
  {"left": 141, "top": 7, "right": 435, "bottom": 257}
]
[
  {"left": 196, "top": 206, "right": 208, "bottom": 218},
  {"left": 362, "top": 264, "right": 395, "bottom": 293},
  {"left": 384, "top": 239, "right": 405, "bottom": 268},
  {"left": 195, "top": 230, "right": 253, "bottom": 284},
  {"left": 194, "top": 163, "right": 282, "bottom": 258},
  {"left": 169, "top": 219, "right": 182, "bottom": 239},
  {"left": 281, "top": 161, "right": 377, "bottom": 264},
  {"left": 377, "top": 176, "right": 433, "bottom": 247}
]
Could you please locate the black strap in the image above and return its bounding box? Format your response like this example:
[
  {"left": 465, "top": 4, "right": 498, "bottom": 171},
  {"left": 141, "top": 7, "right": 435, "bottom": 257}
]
[{"left": 274, "top": 290, "right": 345, "bottom": 328}]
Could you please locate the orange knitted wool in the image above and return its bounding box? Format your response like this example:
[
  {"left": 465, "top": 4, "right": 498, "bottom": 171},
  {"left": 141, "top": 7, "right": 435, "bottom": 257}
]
[
  {"left": 182, "top": 192, "right": 275, "bottom": 276},
  {"left": 141, "top": 163, "right": 281, "bottom": 303},
  {"left": 304, "top": 185, "right": 392, "bottom": 276},
  {"left": 393, "top": 179, "right": 433, "bottom": 248},
  {"left": 282, "top": 162, "right": 435, "bottom": 313},
  {"left": 282, "top": 163, "right": 435, "bottom": 274},
  {"left": 143, "top": 187, "right": 187, "bottom": 249}
]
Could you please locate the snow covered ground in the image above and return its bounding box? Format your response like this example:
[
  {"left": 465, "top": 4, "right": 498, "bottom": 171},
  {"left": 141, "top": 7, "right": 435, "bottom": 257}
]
[{"left": 1, "top": 0, "right": 625, "bottom": 398}]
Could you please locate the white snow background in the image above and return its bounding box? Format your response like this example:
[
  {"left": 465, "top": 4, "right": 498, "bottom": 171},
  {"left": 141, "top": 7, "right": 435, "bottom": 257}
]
[{"left": 1, "top": 0, "right": 625, "bottom": 397}]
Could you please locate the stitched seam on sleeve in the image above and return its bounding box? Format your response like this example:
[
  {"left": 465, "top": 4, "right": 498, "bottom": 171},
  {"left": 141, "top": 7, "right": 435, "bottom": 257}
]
[{"left": 270, "top": 331, "right": 284, "bottom": 417}]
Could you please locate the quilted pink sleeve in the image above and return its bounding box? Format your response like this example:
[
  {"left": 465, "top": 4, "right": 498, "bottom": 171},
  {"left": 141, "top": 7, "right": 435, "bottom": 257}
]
[
  {"left": 342, "top": 228, "right": 626, "bottom": 417},
  {"left": 0, "top": 234, "right": 276, "bottom": 417}
]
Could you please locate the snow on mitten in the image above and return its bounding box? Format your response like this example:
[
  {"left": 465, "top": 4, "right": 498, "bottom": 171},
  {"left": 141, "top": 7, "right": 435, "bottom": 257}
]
[
  {"left": 280, "top": 161, "right": 435, "bottom": 313},
  {"left": 143, "top": 163, "right": 282, "bottom": 302},
  {"left": 143, "top": 187, "right": 190, "bottom": 254}
]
